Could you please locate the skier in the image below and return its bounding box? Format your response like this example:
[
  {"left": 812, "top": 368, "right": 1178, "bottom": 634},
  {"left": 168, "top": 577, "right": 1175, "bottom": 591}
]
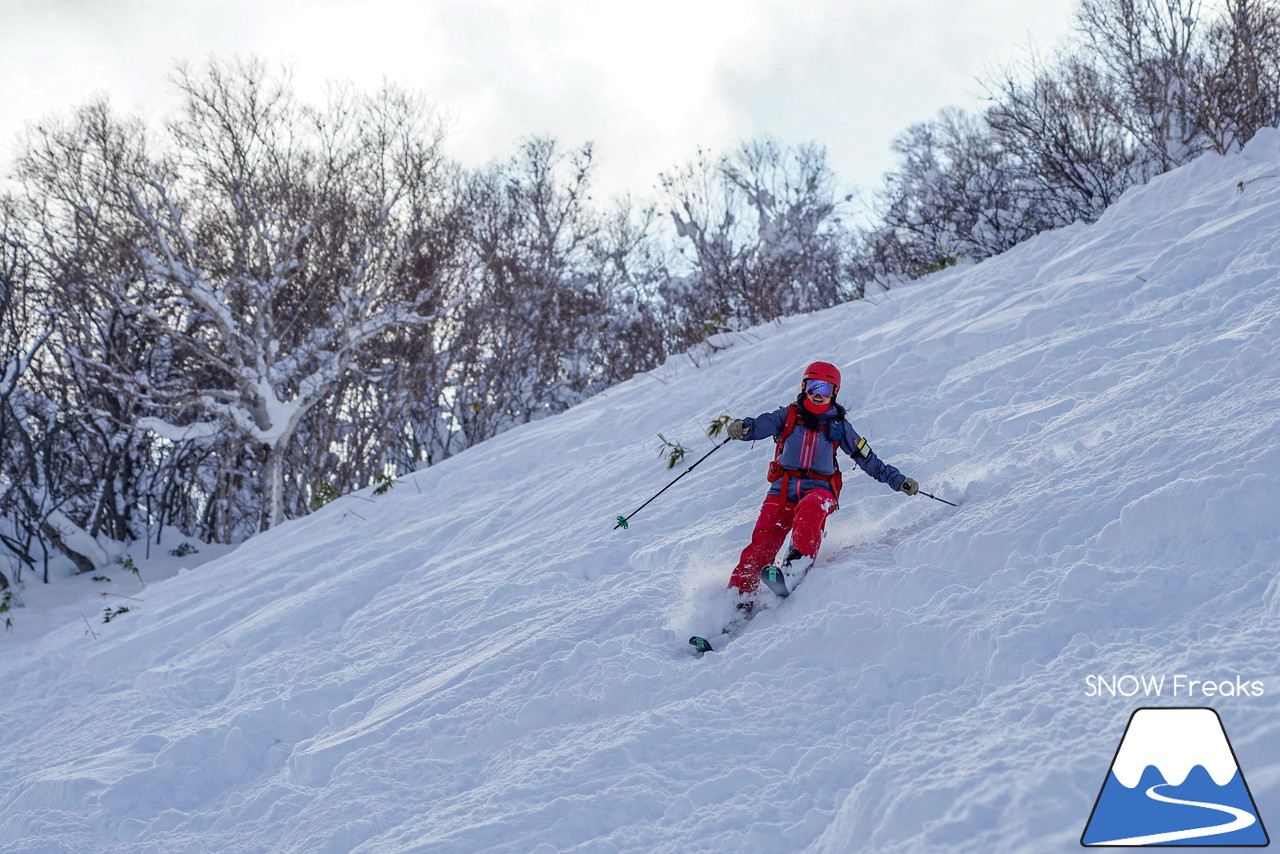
[{"left": 724, "top": 360, "right": 917, "bottom": 604}]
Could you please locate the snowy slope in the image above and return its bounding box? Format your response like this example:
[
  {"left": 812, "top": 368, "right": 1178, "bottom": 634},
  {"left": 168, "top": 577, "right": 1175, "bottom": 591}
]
[{"left": 3, "top": 130, "right": 1280, "bottom": 854}]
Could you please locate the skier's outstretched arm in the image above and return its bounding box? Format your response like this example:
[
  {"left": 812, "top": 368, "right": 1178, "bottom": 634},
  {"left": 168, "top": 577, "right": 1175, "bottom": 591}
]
[
  {"left": 840, "top": 422, "right": 915, "bottom": 493},
  {"left": 727, "top": 406, "right": 789, "bottom": 442}
]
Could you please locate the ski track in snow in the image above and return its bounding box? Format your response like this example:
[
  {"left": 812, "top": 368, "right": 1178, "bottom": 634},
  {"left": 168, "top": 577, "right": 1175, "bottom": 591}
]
[
  {"left": 1088, "top": 783, "right": 1257, "bottom": 846},
  {"left": 3, "top": 131, "right": 1280, "bottom": 853}
]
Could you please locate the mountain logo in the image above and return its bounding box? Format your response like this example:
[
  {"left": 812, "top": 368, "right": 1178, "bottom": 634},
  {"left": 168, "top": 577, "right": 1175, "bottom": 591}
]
[{"left": 1082, "top": 707, "right": 1269, "bottom": 847}]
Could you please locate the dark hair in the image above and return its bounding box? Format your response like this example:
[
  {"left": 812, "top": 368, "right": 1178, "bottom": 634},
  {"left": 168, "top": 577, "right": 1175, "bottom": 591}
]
[{"left": 793, "top": 391, "right": 846, "bottom": 430}]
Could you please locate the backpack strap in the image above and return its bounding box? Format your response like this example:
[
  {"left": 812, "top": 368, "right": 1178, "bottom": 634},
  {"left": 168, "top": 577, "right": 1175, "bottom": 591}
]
[
  {"left": 776, "top": 404, "right": 801, "bottom": 454},
  {"left": 768, "top": 404, "right": 843, "bottom": 507}
]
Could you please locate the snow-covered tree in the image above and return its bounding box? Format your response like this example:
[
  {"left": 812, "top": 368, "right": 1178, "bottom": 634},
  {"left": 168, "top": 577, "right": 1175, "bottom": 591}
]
[
  {"left": 4, "top": 150, "right": 137, "bottom": 578},
  {"left": 863, "top": 108, "right": 1055, "bottom": 281},
  {"left": 986, "top": 55, "right": 1150, "bottom": 227},
  {"left": 719, "top": 139, "right": 852, "bottom": 313},
  {"left": 1076, "top": 0, "right": 1206, "bottom": 169},
  {"left": 0, "top": 215, "right": 44, "bottom": 421},
  {"left": 659, "top": 138, "right": 853, "bottom": 344},
  {"left": 6, "top": 61, "right": 466, "bottom": 539},
  {"left": 0, "top": 213, "right": 46, "bottom": 584},
  {"left": 588, "top": 198, "right": 672, "bottom": 382},
  {"left": 452, "top": 138, "right": 610, "bottom": 445},
  {"left": 120, "top": 60, "right": 461, "bottom": 530},
  {"left": 1193, "top": 0, "right": 1280, "bottom": 153}
]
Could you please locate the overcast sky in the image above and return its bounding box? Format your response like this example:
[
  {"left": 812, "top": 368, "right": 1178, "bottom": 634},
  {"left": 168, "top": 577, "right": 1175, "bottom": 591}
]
[{"left": 1, "top": 0, "right": 1080, "bottom": 203}]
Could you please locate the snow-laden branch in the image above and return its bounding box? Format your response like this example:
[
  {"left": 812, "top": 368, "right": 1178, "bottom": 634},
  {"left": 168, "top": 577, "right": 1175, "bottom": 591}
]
[
  {"left": 1, "top": 327, "right": 52, "bottom": 402},
  {"left": 135, "top": 416, "right": 224, "bottom": 443},
  {"left": 129, "top": 185, "right": 240, "bottom": 351}
]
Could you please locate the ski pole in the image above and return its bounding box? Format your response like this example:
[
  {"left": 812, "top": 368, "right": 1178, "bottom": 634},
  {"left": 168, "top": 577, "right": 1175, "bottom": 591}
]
[
  {"left": 615, "top": 439, "right": 731, "bottom": 529},
  {"left": 919, "top": 489, "right": 959, "bottom": 507}
]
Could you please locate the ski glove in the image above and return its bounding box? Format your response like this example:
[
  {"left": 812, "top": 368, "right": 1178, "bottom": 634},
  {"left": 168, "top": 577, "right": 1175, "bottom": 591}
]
[
  {"left": 727, "top": 419, "right": 748, "bottom": 440},
  {"left": 899, "top": 477, "right": 919, "bottom": 496}
]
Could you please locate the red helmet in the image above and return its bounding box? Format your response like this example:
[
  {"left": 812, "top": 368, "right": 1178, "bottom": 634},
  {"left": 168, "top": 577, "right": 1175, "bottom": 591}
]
[{"left": 802, "top": 360, "right": 841, "bottom": 389}]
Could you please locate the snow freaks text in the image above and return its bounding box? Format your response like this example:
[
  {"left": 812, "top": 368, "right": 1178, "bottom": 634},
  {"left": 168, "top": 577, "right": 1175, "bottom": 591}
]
[{"left": 1084, "top": 674, "right": 1265, "bottom": 699}]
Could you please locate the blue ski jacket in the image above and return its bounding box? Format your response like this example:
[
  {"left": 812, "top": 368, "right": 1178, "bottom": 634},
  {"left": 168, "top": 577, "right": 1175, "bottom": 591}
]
[{"left": 740, "top": 404, "right": 907, "bottom": 503}]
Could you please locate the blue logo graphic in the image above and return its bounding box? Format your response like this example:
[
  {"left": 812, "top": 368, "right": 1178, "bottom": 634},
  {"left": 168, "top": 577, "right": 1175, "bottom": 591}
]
[{"left": 1082, "top": 707, "right": 1269, "bottom": 847}]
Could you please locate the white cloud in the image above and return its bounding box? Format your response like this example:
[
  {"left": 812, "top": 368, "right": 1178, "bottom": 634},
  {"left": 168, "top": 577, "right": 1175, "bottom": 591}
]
[{"left": 0, "top": 0, "right": 1080, "bottom": 199}]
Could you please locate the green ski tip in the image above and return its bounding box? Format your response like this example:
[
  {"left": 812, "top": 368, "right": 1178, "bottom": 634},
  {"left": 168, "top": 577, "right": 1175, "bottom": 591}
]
[
  {"left": 760, "top": 564, "right": 790, "bottom": 598},
  {"left": 615, "top": 515, "right": 629, "bottom": 529}
]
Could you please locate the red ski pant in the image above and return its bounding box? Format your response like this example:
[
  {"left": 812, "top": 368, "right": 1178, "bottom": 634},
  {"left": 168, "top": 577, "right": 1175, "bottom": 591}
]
[{"left": 729, "top": 489, "right": 836, "bottom": 594}]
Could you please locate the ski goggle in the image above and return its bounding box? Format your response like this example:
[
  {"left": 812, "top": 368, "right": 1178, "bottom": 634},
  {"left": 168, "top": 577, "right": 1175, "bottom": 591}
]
[{"left": 805, "top": 380, "right": 835, "bottom": 397}]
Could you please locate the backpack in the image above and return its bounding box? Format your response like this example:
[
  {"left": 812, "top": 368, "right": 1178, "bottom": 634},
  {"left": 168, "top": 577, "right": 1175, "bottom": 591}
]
[{"left": 766, "top": 404, "right": 845, "bottom": 505}]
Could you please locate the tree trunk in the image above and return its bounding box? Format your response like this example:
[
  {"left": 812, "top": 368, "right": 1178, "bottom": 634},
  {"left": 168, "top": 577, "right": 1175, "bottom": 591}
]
[
  {"left": 264, "top": 442, "right": 285, "bottom": 531},
  {"left": 39, "top": 521, "right": 96, "bottom": 574}
]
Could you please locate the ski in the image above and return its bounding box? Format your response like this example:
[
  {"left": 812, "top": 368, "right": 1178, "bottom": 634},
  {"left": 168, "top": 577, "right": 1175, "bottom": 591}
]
[
  {"left": 761, "top": 557, "right": 813, "bottom": 598},
  {"left": 688, "top": 607, "right": 754, "bottom": 654},
  {"left": 760, "top": 565, "right": 790, "bottom": 597},
  {"left": 688, "top": 634, "right": 716, "bottom": 654},
  {"left": 688, "top": 559, "right": 813, "bottom": 654}
]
